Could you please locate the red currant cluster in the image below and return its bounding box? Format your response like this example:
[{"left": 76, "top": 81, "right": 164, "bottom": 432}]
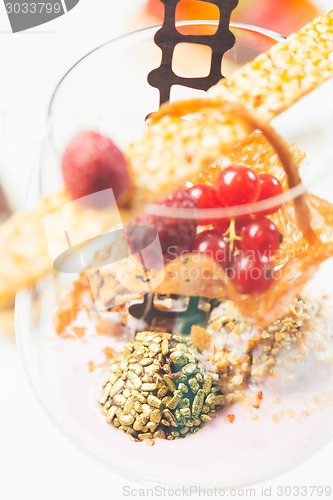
[{"left": 189, "top": 165, "right": 284, "bottom": 295}]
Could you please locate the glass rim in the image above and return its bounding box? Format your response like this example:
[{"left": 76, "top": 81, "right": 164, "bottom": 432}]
[
  {"left": 147, "top": 150, "right": 333, "bottom": 217},
  {"left": 145, "top": 181, "right": 307, "bottom": 219},
  {"left": 48, "top": 20, "right": 285, "bottom": 117}
]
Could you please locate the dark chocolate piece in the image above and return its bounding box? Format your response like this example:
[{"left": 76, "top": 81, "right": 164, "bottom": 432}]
[
  {"left": 148, "top": 0, "right": 238, "bottom": 107},
  {"left": 129, "top": 293, "right": 210, "bottom": 334}
]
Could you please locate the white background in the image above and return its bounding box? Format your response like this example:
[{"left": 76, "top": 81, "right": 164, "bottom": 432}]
[{"left": 1, "top": 1, "right": 333, "bottom": 499}]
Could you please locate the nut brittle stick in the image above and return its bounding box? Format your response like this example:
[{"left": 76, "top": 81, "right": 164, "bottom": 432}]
[{"left": 209, "top": 10, "right": 333, "bottom": 120}]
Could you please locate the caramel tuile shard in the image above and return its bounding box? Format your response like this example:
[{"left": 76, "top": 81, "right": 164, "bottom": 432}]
[{"left": 128, "top": 10, "right": 333, "bottom": 202}]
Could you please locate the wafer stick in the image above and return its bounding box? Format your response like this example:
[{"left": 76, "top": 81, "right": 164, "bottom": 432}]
[{"left": 0, "top": 190, "right": 131, "bottom": 307}]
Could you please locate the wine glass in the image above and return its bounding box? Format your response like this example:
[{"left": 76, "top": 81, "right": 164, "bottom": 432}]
[{"left": 15, "top": 21, "right": 333, "bottom": 487}]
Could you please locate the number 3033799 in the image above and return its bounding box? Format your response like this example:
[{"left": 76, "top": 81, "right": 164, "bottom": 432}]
[{"left": 5, "top": 3, "right": 62, "bottom": 14}]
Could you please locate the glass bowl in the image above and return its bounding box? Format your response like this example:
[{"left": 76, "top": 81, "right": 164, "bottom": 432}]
[{"left": 15, "top": 21, "right": 333, "bottom": 487}]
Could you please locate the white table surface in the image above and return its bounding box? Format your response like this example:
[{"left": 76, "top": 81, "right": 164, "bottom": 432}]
[{"left": 1, "top": 1, "right": 333, "bottom": 499}]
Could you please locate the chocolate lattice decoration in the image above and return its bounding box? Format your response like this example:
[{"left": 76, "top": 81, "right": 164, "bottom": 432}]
[{"left": 148, "top": 0, "right": 239, "bottom": 106}]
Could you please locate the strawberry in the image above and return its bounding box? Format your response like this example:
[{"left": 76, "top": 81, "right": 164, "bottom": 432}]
[{"left": 61, "top": 131, "right": 131, "bottom": 205}]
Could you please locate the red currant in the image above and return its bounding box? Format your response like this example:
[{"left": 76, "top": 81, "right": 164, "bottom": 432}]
[
  {"left": 240, "top": 217, "right": 281, "bottom": 258},
  {"left": 211, "top": 217, "right": 230, "bottom": 233},
  {"left": 222, "top": 218, "right": 256, "bottom": 252},
  {"left": 256, "top": 174, "right": 283, "bottom": 215},
  {"left": 229, "top": 253, "right": 274, "bottom": 295},
  {"left": 234, "top": 213, "right": 257, "bottom": 227},
  {"left": 189, "top": 184, "right": 225, "bottom": 226},
  {"left": 189, "top": 184, "right": 220, "bottom": 208},
  {"left": 193, "top": 230, "right": 232, "bottom": 270},
  {"left": 223, "top": 218, "right": 242, "bottom": 251},
  {"left": 217, "top": 165, "right": 260, "bottom": 207}
]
